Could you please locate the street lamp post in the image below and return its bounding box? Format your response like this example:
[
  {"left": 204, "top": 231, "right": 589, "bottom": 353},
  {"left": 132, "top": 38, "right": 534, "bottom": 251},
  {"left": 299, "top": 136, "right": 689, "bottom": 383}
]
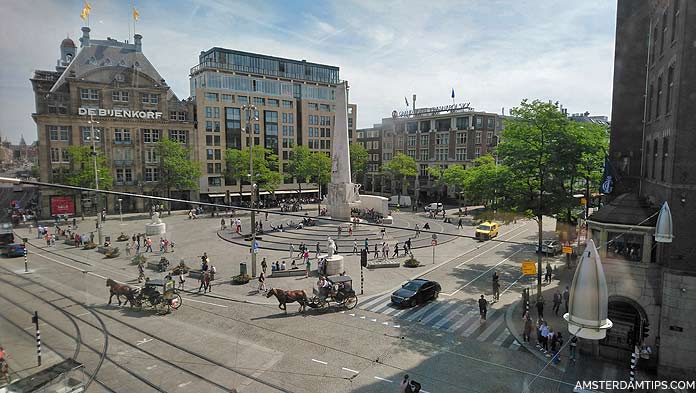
[
  {"left": 87, "top": 115, "right": 103, "bottom": 245},
  {"left": 118, "top": 198, "right": 123, "bottom": 223},
  {"left": 412, "top": 94, "right": 419, "bottom": 210},
  {"left": 242, "top": 104, "right": 258, "bottom": 277}
]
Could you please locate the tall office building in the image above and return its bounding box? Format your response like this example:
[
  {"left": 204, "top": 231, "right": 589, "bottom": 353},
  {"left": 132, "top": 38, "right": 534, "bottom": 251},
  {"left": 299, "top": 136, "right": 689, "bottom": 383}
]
[
  {"left": 587, "top": 0, "right": 695, "bottom": 377},
  {"left": 189, "top": 48, "right": 357, "bottom": 203},
  {"left": 31, "top": 27, "right": 195, "bottom": 217}
]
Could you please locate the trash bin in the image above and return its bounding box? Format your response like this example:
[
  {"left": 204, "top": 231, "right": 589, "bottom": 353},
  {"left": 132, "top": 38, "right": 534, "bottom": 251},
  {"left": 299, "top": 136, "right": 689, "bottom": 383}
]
[{"left": 239, "top": 262, "right": 247, "bottom": 276}]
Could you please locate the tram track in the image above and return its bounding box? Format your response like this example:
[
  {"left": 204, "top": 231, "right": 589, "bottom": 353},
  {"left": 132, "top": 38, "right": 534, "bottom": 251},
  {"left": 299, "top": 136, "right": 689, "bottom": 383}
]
[{"left": 0, "top": 267, "right": 292, "bottom": 392}]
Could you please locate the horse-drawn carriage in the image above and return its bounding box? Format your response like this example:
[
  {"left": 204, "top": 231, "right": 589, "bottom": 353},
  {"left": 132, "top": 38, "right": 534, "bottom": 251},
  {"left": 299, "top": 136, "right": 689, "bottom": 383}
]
[
  {"left": 106, "top": 278, "right": 182, "bottom": 314},
  {"left": 309, "top": 275, "right": 358, "bottom": 312}
]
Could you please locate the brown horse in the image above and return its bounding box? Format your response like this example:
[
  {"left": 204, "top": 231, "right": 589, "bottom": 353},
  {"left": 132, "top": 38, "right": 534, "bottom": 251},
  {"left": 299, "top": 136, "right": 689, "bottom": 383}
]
[
  {"left": 266, "top": 288, "right": 308, "bottom": 314},
  {"left": 106, "top": 278, "right": 137, "bottom": 307}
]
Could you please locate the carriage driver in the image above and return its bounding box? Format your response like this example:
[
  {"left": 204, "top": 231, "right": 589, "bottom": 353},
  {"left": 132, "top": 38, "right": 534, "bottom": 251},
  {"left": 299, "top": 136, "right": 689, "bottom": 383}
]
[{"left": 318, "top": 276, "right": 333, "bottom": 298}]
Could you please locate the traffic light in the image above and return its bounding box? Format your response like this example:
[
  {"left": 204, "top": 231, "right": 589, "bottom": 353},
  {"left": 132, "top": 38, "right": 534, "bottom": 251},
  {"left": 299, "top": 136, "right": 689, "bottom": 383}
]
[
  {"left": 360, "top": 249, "right": 367, "bottom": 267},
  {"left": 642, "top": 320, "right": 650, "bottom": 339},
  {"left": 225, "top": 190, "right": 231, "bottom": 204}
]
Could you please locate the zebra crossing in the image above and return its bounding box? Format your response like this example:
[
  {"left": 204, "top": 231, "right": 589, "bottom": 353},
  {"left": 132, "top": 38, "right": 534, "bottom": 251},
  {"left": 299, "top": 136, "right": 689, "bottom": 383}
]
[{"left": 358, "top": 294, "right": 521, "bottom": 351}]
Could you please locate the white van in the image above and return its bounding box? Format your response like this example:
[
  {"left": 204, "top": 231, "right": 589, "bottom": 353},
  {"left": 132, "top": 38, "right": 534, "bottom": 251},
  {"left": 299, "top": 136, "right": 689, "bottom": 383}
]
[
  {"left": 424, "top": 202, "right": 444, "bottom": 212},
  {"left": 388, "top": 195, "right": 412, "bottom": 207}
]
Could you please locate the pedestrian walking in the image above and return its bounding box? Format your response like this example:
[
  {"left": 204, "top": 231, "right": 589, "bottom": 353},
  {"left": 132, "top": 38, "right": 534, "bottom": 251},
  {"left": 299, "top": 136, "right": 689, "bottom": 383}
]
[
  {"left": 261, "top": 258, "right": 267, "bottom": 274},
  {"left": 563, "top": 286, "right": 570, "bottom": 313},
  {"left": 414, "top": 224, "right": 420, "bottom": 237},
  {"left": 315, "top": 242, "right": 320, "bottom": 259},
  {"left": 523, "top": 312, "right": 533, "bottom": 342},
  {"left": 478, "top": 295, "right": 488, "bottom": 322},
  {"left": 125, "top": 242, "right": 132, "bottom": 256},
  {"left": 135, "top": 242, "right": 141, "bottom": 254},
  {"left": 352, "top": 241, "right": 358, "bottom": 255},
  {"left": 348, "top": 226, "right": 353, "bottom": 237},
  {"left": 204, "top": 271, "right": 212, "bottom": 292},
  {"left": 536, "top": 296, "right": 545, "bottom": 319},
  {"left": 364, "top": 238, "right": 369, "bottom": 251},
  {"left": 545, "top": 262, "right": 552, "bottom": 283},
  {"left": 522, "top": 288, "right": 530, "bottom": 317},
  {"left": 90, "top": 232, "right": 95, "bottom": 244},
  {"left": 492, "top": 271, "right": 500, "bottom": 301},
  {"left": 305, "top": 258, "right": 311, "bottom": 278},
  {"left": 373, "top": 243, "right": 379, "bottom": 259},
  {"left": 393, "top": 243, "right": 400, "bottom": 258},
  {"left": 137, "top": 262, "right": 145, "bottom": 283},
  {"left": 540, "top": 322, "right": 549, "bottom": 352},
  {"left": 553, "top": 290, "right": 562, "bottom": 316},
  {"left": 337, "top": 226, "right": 342, "bottom": 237},
  {"left": 198, "top": 271, "right": 208, "bottom": 293},
  {"left": 258, "top": 271, "right": 266, "bottom": 292},
  {"left": 178, "top": 273, "right": 186, "bottom": 290},
  {"left": 265, "top": 212, "right": 268, "bottom": 221},
  {"left": 569, "top": 336, "right": 578, "bottom": 362},
  {"left": 380, "top": 227, "right": 386, "bottom": 239},
  {"left": 458, "top": 217, "right": 463, "bottom": 229},
  {"left": 220, "top": 218, "right": 226, "bottom": 230},
  {"left": 289, "top": 243, "right": 294, "bottom": 259}
]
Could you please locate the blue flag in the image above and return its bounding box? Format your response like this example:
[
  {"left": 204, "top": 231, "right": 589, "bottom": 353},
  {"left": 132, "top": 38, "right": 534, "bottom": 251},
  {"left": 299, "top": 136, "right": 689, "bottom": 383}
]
[
  {"left": 600, "top": 157, "right": 614, "bottom": 194},
  {"left": 405, "top": 96, "right": 409, "bottom": 107},
  {"left": 451, "top": 88, "right": 455, "bottom": 99}
]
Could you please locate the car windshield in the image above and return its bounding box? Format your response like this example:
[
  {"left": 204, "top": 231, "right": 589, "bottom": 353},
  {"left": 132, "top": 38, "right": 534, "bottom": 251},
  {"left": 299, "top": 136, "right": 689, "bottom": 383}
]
[
  {"left": 477, "top": 225, "right": 491, "bottom": 231},
  {"left": 402, "top": 281, "right": 423, "bottom": 291}
]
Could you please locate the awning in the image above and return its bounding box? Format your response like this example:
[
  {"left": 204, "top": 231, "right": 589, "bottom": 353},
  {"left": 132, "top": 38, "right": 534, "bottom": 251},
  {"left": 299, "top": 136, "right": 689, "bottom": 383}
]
[{"left": 206, "top": 188, "right": 319, "bottom": 197}]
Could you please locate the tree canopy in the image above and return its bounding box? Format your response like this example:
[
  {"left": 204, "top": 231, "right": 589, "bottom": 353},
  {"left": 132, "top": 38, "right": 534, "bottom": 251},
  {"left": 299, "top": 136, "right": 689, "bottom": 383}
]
[
  {"left": 383, "top": 153, "right": 417, "bottom": 195},
  {"left": 157, "top": 139, "right": 201, "bottom": 212},
  {"left": 224, "top": 146, "right": 282, "bottom": 195},
  {"left": 285, "top": 145, "right": 313, "bottom": 192},
  {"left": 63, "top": 145, "right": 113, "bottom": 189},
  {"left": 349, "top": 143, "right": 369, "bottom": 182}
]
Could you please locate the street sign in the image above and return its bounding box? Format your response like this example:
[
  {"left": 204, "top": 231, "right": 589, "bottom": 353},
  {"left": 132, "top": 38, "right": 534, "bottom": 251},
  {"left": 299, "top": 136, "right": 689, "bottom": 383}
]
[
  {"left": 431, "top": 233, "right": 438, "bottom": 240},
  {"left": 562, "top": 246, "right": 573, "bottom": 254},
  {"left": 580, "top": 197, "right": 587, "bottom": 205},
  {"left": 431, "top": 239, "right": 437, "bottom": 246},
  {"left": 521, "top": 261, "right": 537, "bottom": 275}
]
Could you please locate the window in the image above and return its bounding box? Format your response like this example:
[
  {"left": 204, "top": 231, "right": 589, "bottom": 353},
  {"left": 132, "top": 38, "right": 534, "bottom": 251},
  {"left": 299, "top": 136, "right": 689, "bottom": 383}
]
[
  {"left": 652, "top": 139, "right": 658, "bottom": 178},
  {"left": 407, "top": 122, "right": 418, "bottom": 133},
  {"left": 141, "top": 94, "right": 159, "bottom": 104},
  {"left": 320, "top": 104, "right": 330, "bottom": 111},
  {"left": 114, "top": 128, "right": 131, "bottom": 143},
  {"left": 282, "top": 113, "right": 295, "bottom": 124},
  {"left": 169, "top": 112, "right": 178, "bottom": 120},
  {"left": 666, "top": 65, "right": 674, "bottom": 113},
  {"left": 486, "top": 132, "right": 494, "bottom": 145},
  {"left": 475, "top": 116, "right": 483, "bottom": 129},
  {"left": 487, "top": 117, "right": 495, "bottom": 129},
  {"left": 647, "top": 84, "right": 654, "bottom": 122},
  {"left": 455, "top": 148, "right": 467, "bottom": 161},
  {"left": 436, "top": 119, "right": 450, "bottom": 131},
  {"left": 142, "top": 129, "right": 161, "bottom": 143},
  {"left": 115, "top": 168, "right": 133, "bottom": 184},
  {"left": 208, "top": 177, "right": 222, "bottom": 187},
  {"left": 651, "top": 25, "right": 658, "bottom": 65},
  {"left": 475, "top": 146, "right": 481, "bottom": 158},
  {"left": 456, "top": 132, "right": 467, "bottom": 145},
  {"left": 145, "top": 148, "right": 158, "bottom": 164},
  {"left": 144, "top": 167, "right": 159, "bottom": 182},
  {"left": 420, "top": 164, "right": 429, "bottom": 177},
  {"left": 420, "top": 121, "right": 430, "bottom": 132},
  {"left": 80, "top": 89, "right": 99, "bottom": 100},
  {"left": 112, "top": 91, "right": 129, "bottom": 102},
  {"left": 50, "top": 148, "right": 60, "bottom": 162},
  {"left": 81, "top": 127, "right": 101, "bottom": 142},
  {"left": 383, "top": 153, "right": 392, "bottom": 160},
  {"left": 205, "top": 106, "right": 220, "bottom": 119},
  {"left": 672, "top": 0, "right": 679, "bottom": 42},
  {"left": 348, "top": 118, "right": 353, "bottom": 128},
  {"left": 49, "top": 125, "right": 70, "bottom": 141},
  {"left": 475, "top": 131, "right": 482, "bottom": 144},
  {"left": 206, "top": 135, "right": 221, "bottom": 146},
  {"left": 178, "top": 112, "right": 187, "bottom": 121},
  {"left": 265, "top": 111, "right": 278, "bottom": 123},
  {"left": 419, "top": 148, "right": 429, "bottom": 161},
  {"left": 253, "top": 97, "right": 265, "bottom": 106},
  {"left": 221, "top": 94, "right": 234, "bottom": 102},
  {"left": 661, "top": 137, "right": 668, "bottom": 181},
  {"left": 268, "top": 99, "right": 279, "bottom": 107},
  {"left": 656, "top": 75, "right": 663, "bottom": 118},
  {"left": 61, "top": 149, "right": 70, "bottom": 162},
  {"left": 435, "top": 147, "right": 448, "bottom": 161},
  {"left": 407, "top": 149, "right": 416, "bottom": 158},
  {"left": 436, "top": 133, "right": 448, "bottom": 145},
  {"left": 309, "top": 103, "right": 319, "bottom": 111},
  {"left": 282, "top": 100, "right": 293, "bottom": 108},
  {"left": 407, "top": 136, "right": 416, "bottom": 146},
  {"left": 660, "top": 9, "right": 667, "bottom": 55},
  {"left": 169, "top": 130, "right": 188, "bottom": 144},
  {"left": 456, "top": 117, "right": 469, "bottom": 130},
  {"left": 237, "top": 96, "right": 248, "bottom": 104},
  {"left": 205, "top": 92, "right": 219, "bottom": 102},
  {"left": 420, "top": 135, "right": 429, "bottom": 146}
]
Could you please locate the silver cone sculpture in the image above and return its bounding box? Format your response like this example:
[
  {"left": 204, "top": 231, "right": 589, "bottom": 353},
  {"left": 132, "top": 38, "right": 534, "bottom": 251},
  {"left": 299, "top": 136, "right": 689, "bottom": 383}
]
[
  {"left": 563, "top": 239, "right": 612, "bottom": 340},
  {"left": 654, "top": 201, "right": 674, "bottom": 243}
]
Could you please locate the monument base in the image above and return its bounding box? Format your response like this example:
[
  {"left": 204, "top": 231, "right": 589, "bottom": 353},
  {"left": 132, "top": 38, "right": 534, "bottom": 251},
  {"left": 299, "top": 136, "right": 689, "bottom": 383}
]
[
  {"left": 145, "top": 223, "right": 166, "bottom": 236},
  {"left": 319, "top": 254, "right": 345, "bottom": 276}
]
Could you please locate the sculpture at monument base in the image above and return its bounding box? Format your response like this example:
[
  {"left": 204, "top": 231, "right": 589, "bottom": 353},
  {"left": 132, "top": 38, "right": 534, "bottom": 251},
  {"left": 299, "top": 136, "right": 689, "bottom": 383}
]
[{"left": 145, "top": 212, "right": 166, "bottom": 236}]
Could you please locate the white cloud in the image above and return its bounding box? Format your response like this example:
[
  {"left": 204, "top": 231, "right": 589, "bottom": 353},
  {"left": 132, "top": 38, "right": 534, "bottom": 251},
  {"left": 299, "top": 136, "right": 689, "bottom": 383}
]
[{"left": 0, "top": 0, "right": 617, "bottom": 143}]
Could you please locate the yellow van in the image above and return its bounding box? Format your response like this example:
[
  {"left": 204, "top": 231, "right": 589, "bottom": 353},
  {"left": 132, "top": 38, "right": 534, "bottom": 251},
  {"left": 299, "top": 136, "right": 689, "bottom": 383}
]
[{"left": 475, "top": 221, "right": 500, "bottom": 240}]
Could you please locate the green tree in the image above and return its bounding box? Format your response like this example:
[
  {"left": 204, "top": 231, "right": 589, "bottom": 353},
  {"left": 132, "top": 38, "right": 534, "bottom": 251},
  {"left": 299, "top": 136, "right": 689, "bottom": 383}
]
[
  {"left": 63, "top": 146, "right": 113, "bottom": 189},
  {"left": 307, "top": 151, "right": 332, "bottom": 212},
  {"left": 156, "top": 139, "right": 201, "bottom": 214},
  {"left": 285, "top": 145, "right": 313, "bottom": 195},
  {"left": 349, "top": 143, "right": 369, "bottom": 183},
  {"left": 382, "top": 153, "right": 417, "bottom": 200},
  {"left": 225, "top": 146, "right": 282, "bottom": 201}
]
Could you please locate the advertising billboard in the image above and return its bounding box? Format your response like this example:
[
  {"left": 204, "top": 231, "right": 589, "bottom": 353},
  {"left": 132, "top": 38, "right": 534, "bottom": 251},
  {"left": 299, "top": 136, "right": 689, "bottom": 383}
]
[{"left": 50, "top": 196, "right": 75, "bottom": 216}]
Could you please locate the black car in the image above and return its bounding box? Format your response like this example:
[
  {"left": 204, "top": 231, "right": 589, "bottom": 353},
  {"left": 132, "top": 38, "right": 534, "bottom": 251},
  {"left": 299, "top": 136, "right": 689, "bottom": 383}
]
[{"left": 391, "top": 279, "right": 441, "bottom": 307}]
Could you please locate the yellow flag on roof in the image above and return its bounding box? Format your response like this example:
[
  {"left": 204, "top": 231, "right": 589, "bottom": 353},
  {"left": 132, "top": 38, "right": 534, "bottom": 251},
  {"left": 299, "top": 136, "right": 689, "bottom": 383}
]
[
  {"left": 133, "top": 6, "right": 139, "bottom": 21},
  {"left": 84, "top": 1, "right": 92, "bottom": 12},
  {"left": 80, "top": 7, "right": 88, "bottom": 21}
]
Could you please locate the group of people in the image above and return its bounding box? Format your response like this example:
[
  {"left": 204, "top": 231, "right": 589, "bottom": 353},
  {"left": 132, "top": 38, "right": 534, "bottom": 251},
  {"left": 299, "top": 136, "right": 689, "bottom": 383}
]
[
  {"left": 197, "top": 253, "right": 216, "bottom": 293},
  {"left": 38, "top": 223, "right": 95, "bottom": 248},
  {"left": 519, "top": 286, "right": 574, "bottom": 364},
  {"left": 124, "top": 234, "right": 174, "bottom": 256},
  {"left": 359, "top": 238, "right": 413, "bottom": 260}
]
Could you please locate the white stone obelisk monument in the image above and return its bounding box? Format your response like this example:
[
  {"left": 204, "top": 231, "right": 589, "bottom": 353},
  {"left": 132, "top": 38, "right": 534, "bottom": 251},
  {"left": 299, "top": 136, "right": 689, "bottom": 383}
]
[{"left": 327, "top": 82, "right": 359, "bottom": 221}]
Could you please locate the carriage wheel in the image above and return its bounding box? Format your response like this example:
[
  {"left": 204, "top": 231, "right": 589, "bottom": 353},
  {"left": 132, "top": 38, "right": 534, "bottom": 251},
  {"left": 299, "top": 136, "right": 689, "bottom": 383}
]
[
  {"left": 317, "top": 299, "right": 330, "bottom": 313},
  {"left": 170, "top": 294, "right": 182, "bottom": 310},
  {"left": 344, "top": 294, "right": 358, "bottom": 310}
]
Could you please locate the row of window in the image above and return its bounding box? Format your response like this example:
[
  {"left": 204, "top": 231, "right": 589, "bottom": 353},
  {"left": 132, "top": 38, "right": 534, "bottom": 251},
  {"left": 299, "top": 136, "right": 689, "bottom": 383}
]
[
  {"left": 650, "top": 0, "right": 680, "bottom": 66},
  {"left": 307, "top": 139, "right": 331, "bottom": 150},
  {"left": 203, "top": 91, "right": 295, "bottom": 109},
  {"left": 48, "top": 126, "right": 187, "bottom": 144},
  {"left": 647, "top": 63, "right": 675, "bottom": 122},
  {"left": 307, "top": 127, "right": 331, "bottom": 138},
  {"left": 402, "top": 116, "right": 495, "bottom": 133},
  {"left": 385, "top": 147, "right": 480, "bottom": 162},
  {"left": 80, "top": 89, "right": 160, "bottom": 105},
  {"left": 647, "top": 137, "right": 669, "bottom": 182}
]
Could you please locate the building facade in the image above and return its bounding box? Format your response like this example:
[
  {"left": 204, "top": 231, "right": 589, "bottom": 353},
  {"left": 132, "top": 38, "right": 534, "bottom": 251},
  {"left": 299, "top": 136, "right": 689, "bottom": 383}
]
[
  {"left": 587, "top": 0, "right": 696, "bottom": 377},
  {"left": 357, "top": 104, "right": 505, "bottom": 203},
  {"left": 356, "top": 126, "right": 383, "bottom": 192},
  {"left": 189, "top": 48, "right": 356, "bottom": 203},
  {"left": 32, "top": 28, "right": 195, "bottom": 216}
]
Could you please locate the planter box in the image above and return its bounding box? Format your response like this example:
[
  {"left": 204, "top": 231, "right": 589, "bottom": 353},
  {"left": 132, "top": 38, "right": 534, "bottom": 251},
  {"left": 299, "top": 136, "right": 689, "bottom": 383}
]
[
  {"left": 367, "top": 260, "right": 400, "bottom": 269},
  {"left": 97, "top": 246, "right": 115, "bottom": 254},
  {"left": 270, "top": 269, "right": 305, "bottom": 277},
  {"left": 188, "top": 270, "right": 215, "bottom": 280}
]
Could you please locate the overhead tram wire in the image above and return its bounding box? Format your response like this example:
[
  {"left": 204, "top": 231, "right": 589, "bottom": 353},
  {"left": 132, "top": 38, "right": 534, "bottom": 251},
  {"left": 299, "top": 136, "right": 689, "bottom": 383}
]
[{"left": 0, "top": 177, "right": 531, "bottom": 247}]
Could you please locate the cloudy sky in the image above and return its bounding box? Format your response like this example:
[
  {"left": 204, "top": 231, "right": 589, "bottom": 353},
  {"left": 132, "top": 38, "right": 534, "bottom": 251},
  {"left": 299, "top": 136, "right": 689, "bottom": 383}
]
[{"left": 0, "top": 0, "right": 617, "bottom": 143}]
